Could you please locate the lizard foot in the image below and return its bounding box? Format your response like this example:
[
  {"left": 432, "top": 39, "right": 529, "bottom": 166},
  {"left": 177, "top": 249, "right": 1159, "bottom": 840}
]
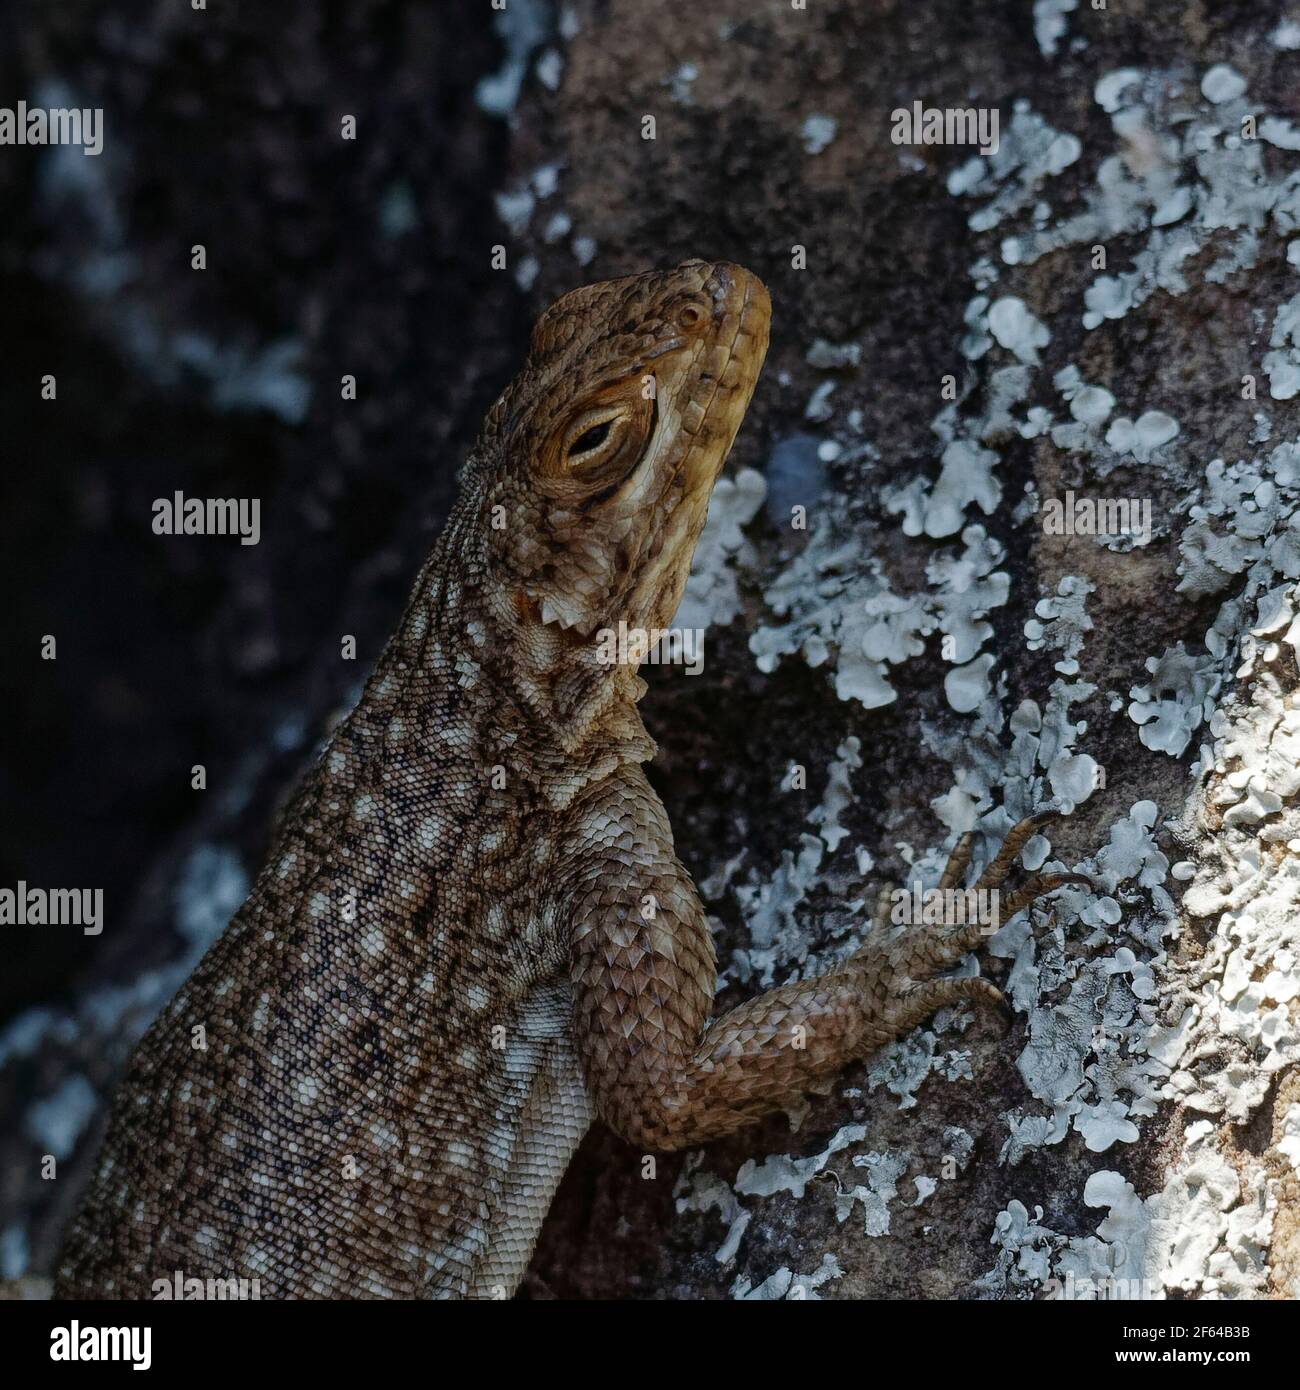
[{"left": 853, "top": 813, "right": 1093, "bottom": 1048}]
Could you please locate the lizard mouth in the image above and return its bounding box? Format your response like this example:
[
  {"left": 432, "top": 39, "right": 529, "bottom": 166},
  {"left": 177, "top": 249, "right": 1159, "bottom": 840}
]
[
  {"left": 612, "top": 261, "right": 770, "bottom": 633},
  {"left": 675, "top": 261, "right": 771, "bottom": 494}
]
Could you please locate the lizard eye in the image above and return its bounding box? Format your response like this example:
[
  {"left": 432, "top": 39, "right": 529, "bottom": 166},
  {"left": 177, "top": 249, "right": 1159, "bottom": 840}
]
[
  {"left": 563, "top": 410, "right": 624, "bottom": 475},
  {"left": 542, "top": 393, "right": 656, "bottom": 498},
  {"left": 569, "top": 420, "right": 612, "bottom": 457}
]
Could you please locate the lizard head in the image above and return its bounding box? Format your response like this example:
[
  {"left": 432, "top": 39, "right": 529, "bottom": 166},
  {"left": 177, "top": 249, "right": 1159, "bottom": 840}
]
[{"left": 468, "top": 259, "right": 770, "bottom": 739}]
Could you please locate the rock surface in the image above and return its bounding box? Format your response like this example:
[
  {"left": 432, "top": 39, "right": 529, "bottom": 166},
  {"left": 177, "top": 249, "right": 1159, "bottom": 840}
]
[{"left": 2, "top": 0, "right": 1298, "bottom": 1300}]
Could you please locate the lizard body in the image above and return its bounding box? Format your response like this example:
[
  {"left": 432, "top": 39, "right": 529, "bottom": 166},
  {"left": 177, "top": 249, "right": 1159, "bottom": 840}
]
[{"left": 56, "top": 261, "right": 1085, "bottom": 1299}]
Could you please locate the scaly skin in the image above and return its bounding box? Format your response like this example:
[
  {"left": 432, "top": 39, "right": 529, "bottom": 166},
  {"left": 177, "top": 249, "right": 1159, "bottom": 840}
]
[{"left": 55, "top": 260, "right": 1087, "bottom": 1300}]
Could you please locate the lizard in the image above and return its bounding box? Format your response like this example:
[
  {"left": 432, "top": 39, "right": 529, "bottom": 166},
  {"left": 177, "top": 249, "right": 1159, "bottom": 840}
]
[{"left": 54, "top": 259, "right": 1089, "bottom": 1300}]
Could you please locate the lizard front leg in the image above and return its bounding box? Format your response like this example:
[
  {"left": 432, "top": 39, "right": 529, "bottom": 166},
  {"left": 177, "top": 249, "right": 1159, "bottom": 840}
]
[{"left": 564, "top": 771, "right": 1087, "bottom": 1151}]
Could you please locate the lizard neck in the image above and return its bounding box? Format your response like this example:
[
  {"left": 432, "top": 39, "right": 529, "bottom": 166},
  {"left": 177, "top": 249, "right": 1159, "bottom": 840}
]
[{"left": 374, "top": 517, "right": 657, "bottom": 811}]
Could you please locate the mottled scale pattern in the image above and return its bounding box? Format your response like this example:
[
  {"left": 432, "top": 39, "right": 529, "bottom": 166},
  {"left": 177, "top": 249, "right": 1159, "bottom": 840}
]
[{"left": 56, "top": 262, "right": 1086, "bottom": 1298}]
